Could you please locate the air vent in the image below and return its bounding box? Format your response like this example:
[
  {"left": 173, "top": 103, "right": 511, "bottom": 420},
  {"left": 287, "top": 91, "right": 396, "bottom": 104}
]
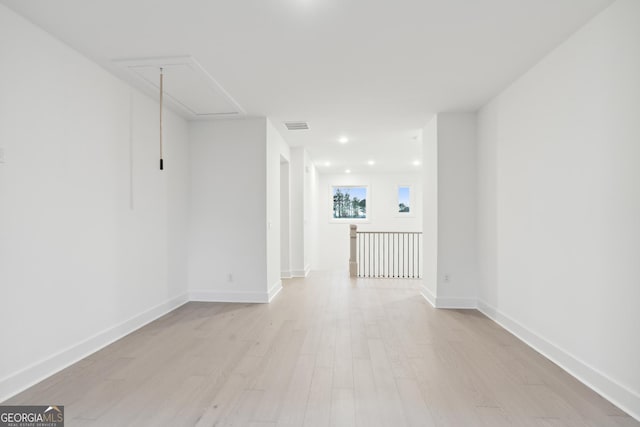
[{"left": 284, "top": 121, "right": 309, "bottom": 131}]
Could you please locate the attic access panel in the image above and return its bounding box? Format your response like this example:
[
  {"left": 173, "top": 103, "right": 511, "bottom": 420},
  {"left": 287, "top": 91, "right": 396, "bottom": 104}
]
[{"left": 114, "top": 56, "right": 245, "bottom": 118}]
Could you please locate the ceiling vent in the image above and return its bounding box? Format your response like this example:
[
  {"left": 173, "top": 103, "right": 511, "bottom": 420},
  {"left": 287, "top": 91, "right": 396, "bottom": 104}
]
[
  {"left": 284, "top": 121, "right": 309, "bottom": 131},
  {"left": 113, "top": 56, "right": 245, "bottom": 119}
]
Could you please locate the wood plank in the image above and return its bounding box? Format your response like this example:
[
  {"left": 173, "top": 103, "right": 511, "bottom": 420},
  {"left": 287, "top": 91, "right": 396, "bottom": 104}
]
[
  {"left": 2, "top": 274, "right": 637, "bottom": 427},
  {"left": 330, "top": 387, "right": 356, "bottom": 427}
]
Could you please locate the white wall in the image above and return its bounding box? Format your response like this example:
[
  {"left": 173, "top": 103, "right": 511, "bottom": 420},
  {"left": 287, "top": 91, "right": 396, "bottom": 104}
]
[
  {"left": 437, "top": 113, "right": 477, "bottom": 305},
  {"left": 0, "top": 4, "right": 190, "bottom": 401},
  {"left": 303, "top": 150, "right": 316, "bottom": 273},
  {"left": 422, "top": 118, "right": 438, "bottom": 300},
  {"left": 266, "top": 119, "right": 290, "bottom": 296},
  {"left": 189, "top": 118, "right": 288, "bottom": 303},
  {"left": 421, "top": 113, "right": 477, "bottom": 307},
  {"left": 316, "top": 172, "right": 423, "bottom": 271},
  {"left": 305, "top": 156, "right": 325, "bottom": 271},
  {"left": 290, "top": 147, "right": 316, "bottom": 276},
  {"left": 476, "top": 104, "right": 499, "bottom": 307},
  {"left": 280, "top": 161, "right": 291, "bottom": 277},
  {"left": 188, "top": 119, "right": 269, "bottom": 302},
  {"left": 476, "top": 0, "right": 640, "bottom": 418}
]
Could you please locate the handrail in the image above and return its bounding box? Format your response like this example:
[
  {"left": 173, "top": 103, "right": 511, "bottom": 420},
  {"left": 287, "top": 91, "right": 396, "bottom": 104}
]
[{"left": 349, "top": 225, "right": 422, "bottom": 279}]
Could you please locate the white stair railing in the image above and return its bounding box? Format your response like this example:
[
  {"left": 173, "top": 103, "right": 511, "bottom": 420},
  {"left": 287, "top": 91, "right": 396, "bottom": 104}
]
[{"left": 349, "top": 225, "right": 423, "bottom": 279}]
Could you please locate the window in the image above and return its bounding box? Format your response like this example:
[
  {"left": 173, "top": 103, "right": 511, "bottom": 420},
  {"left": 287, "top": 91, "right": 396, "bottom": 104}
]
[
  {"left": 331, "top": 186, "right": 368, "bottom": 220},
  {"left": 397, "top": 185, "right": 413, "bottom": 216}
]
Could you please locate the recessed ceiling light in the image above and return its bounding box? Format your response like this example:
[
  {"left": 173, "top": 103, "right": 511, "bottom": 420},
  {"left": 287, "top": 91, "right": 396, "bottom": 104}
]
[
  {"left": 324, "top": 161, "right": 331, "bottom": 167},
  {"left": 338, "top": 137, "right": 349, "bottom": 144},
  {"left": 412, "top": 160, "right": 421, "bottom": 166},
  {"left": 345, "top": 169, "right": 351, "bottom": 174},
  {"left": 367, "top": 160, "right": 375, "bottom": 166}
]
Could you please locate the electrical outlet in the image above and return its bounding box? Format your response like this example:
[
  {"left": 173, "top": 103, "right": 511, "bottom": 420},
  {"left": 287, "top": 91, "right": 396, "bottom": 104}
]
[
  {"left": 443, "top": 274, "right": 450, "bottom": 283},
  {"left": 228, "top": 273, "right": 233, "bottom": 282}
]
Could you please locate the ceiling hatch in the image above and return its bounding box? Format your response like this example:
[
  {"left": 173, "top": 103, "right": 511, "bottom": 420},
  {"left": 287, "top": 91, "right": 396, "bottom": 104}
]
[{"left": 114, "top": 56, "right": 245, "bottom": 119}]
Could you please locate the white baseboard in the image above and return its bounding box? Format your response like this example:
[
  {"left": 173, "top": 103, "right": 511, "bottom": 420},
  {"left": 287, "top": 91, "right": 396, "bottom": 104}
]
[
  {"left": 420, "top": 285, "right": 437, "bottom": 308},
  {"left": 291, "top": 267, "right": 310, "bottom": 278},
  {"left": 189, "top": 289, "right": 270, "bottom": 303},
  {"left": 477, "top": 300, "right": 640, "bottom": 421},
  {"left": 435, "top": 296, "right": 477, "bottom": 309},
  {"left": 190, "top": 280, "right": 284, "bottom": 304},
  {"left": 268, "top": 280, "right": 283, "bottom": 302},
  {"left": 281, "top": 270, "right": 292, "bottom": 279},
  {"left": 0, "top": 293, "right": 188, "bottom": 403},
  {"left": 420, "top": 286, "right": 477, "bottom": 309}
]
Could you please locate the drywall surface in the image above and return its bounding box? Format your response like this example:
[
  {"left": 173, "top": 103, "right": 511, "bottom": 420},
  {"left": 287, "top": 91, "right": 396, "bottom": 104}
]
[
  {"left": 421, "top": 113, "right": 477, "bottom": 306},
  {"left": 266, "top": 119, "right": 289, "bottom": 296},
  {"left": 188, "top": 119, "right": 268, "bottom": 302},
  {"left": 422, "top": 117, "right": 438, "bottom": 299},
  {"left": 0, "top": 4, "right": 189, "bottom": 400},
  {"left": 290, "top": 147, "right": 316, "bottom": 276},
  {"left": 280, "top": 161, "right": 291, "bottom": 277},
  {"left": 476, "top": 0, "right": 640, "bottom": 417},
  {"left": 303, "top": 150, "right": 316, "bottom": 274},
  {"left": 436, "top": 113, "right": 477, "bottom": 303}
]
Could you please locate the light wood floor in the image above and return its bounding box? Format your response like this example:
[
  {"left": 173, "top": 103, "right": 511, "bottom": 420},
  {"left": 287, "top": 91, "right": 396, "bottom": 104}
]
[{"left": 5, "top": 271, "right": 638, "bottom": 426}]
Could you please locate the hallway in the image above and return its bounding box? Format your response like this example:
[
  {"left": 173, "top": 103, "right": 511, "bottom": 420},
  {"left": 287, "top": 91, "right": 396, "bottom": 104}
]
[{"left": 5, "top": 272, "right": 637, "bottom": 426}]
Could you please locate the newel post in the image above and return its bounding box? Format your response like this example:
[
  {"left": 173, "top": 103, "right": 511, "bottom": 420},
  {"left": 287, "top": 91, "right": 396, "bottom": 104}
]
[{"left": 349, "top": 224, "right": 357, "bottom": 277}]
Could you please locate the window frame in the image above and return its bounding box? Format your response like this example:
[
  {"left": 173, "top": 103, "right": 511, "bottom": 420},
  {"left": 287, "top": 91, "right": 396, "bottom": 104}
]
[
  {"left": 395, "top": 184, "right": 415, "bottom": 218},
  {"left": 329, "top": 184, "right": 371, "bottom": 223}
]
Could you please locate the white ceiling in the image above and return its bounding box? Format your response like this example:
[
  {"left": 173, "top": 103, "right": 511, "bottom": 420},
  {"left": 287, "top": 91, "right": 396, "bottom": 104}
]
[
  {"left": 1, "top": 0, "right": 613, "bottom": 173},
  {"left": 113, "top": 56, "right": 247, "bottom": 118}
]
